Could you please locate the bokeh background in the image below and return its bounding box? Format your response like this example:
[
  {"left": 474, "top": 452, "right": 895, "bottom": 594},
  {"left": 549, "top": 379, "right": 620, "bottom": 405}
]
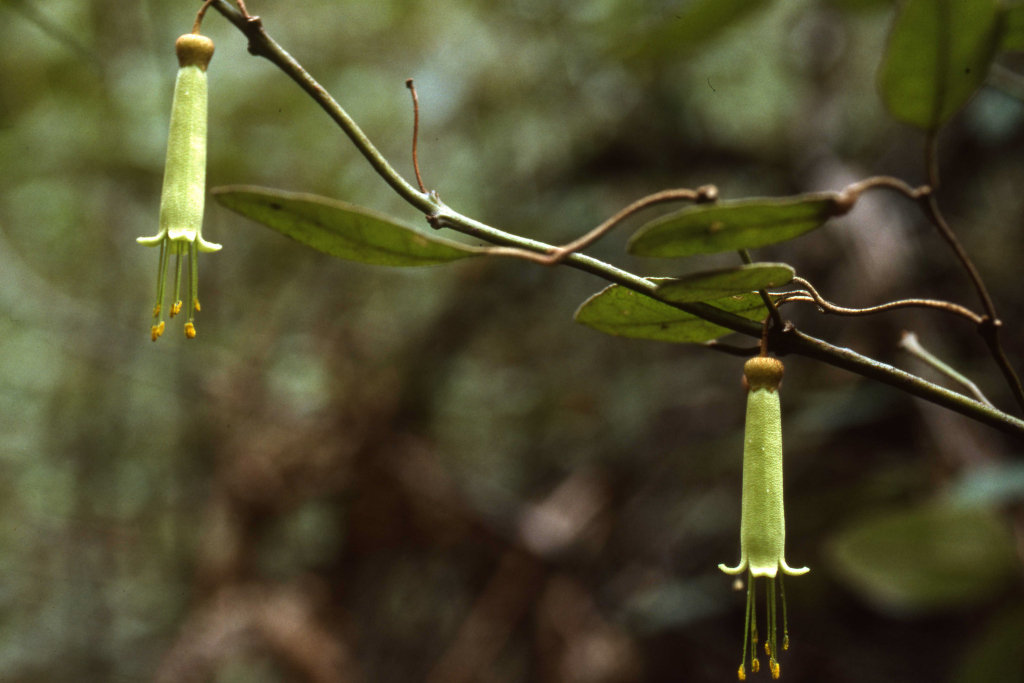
[{"left": 2, "top": 0, "right": 1024, "bottom": 681}]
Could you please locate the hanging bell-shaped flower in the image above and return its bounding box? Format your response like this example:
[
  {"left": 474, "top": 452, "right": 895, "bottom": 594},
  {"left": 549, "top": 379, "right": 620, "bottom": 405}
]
[
  {"left": 138, "top": 33, "right": 221, "bottom": 341},
  {"left": 719, "top": 356, "right": 808, "bottom": 679}
]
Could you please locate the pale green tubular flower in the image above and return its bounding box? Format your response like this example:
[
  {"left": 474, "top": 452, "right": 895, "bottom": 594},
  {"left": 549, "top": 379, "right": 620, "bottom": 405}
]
[
  {"left": 138, "top": 33, "right": 221, "bottom": 341},
  {"left": 719, "top": 356, "right": 808, "bottom": 680}
]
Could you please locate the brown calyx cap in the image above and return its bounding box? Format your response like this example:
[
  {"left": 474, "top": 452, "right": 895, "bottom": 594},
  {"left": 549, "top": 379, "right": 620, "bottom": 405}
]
[
  {"left": 176, "top": 34, "right": 215, "bottom": 70},
  {"left": 744, "top": 356, "right": 784, "bottom": 392}
]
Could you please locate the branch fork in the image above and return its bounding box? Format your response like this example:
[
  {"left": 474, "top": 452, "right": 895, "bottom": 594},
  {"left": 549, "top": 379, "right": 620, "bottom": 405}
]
[{"left": 204, "top": 0, "right": 1024, "bottom": 440}]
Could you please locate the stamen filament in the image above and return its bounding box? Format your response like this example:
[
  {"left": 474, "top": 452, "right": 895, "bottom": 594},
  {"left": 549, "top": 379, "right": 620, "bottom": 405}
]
[
  {"left": 770, "top": 577, "right": 774, "bottom": 679},
  {"left": 750, "top": 574, "right": 759, "bottom": 668},
  {"left": 153, "top": 239, "right": 167, "bottom": 319},
  {"left": 780, "top": 572, "right": 789, "bottom": 651},
  {"left": 185, "top": 241, "right": 198, "bottom": 339},
  {"left": 151, "top": 238, "right": 171, "bottom": 341},
  {"left": 171, "top": 246, "right": 184, "bottom": 316},
  {"left": 188, "top": 240, "right": 198, "bottom": 324},
  {"left": 740, "top": 573, "right": 752, "bottom": 679},
  {"left": 768, "top": 578, "right": 779, "bottom": 678}
]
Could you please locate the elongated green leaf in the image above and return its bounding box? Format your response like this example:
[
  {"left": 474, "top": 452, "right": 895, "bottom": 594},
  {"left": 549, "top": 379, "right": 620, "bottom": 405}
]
[
  {"left": 628, "top": 194, "right": 845, "bottom": 258},
  {"left": 212, "top": 186, "right": 478, "bottom": 266},
  {"left": 574, "top": 282, "right": 765, "bottom": 343},
  {"left": 878, "top": 0, "right": 1003, "bottom": 131},
  {"left": 1002, "top": 6, "right": 1024, "bottom": 52},
  {"left": 656, "top": 263, "right": 794, "bottom": 303},
  {"left": 826, "top": 503, "right": 1017, "bottom": 614}
]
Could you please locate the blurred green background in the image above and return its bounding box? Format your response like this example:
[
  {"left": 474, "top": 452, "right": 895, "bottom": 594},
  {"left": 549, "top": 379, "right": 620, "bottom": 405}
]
[{"left": 1, "top": 0, "right": 1024, "bottom": 681}]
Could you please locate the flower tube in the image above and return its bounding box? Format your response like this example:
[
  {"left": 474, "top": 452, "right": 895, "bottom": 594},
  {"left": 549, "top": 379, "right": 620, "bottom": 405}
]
[{"left": 138, "top": 33, "right": 220, "bottom": 340}]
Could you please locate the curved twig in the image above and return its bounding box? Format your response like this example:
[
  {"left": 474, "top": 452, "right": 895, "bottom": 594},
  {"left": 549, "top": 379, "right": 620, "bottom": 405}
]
[
  {"left": 405, "top": 79, "right": 426, "bottom": 194},
  {"left": 780, "top": 277, "right": 984, "bottom": 325},
  {"left": 471, "top": 186, "right": 717, "bottom": 266},
  {"left": 192, "top": 0, "right": 218, "bottom": 33},
  {"left": 836, "top": 175, "right": 930, "bottom": 207}
]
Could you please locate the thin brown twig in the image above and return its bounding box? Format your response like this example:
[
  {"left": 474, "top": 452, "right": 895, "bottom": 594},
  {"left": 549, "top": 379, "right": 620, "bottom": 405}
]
[
  {"left": 470, "top": 186, "right": 717, "bottom": 266},
  {"left": 405, "top": 79, "right": 426, "bottom": 193},
  {"left": 922, "top": 134, "right": 1024, "bottom": 414},
  {"left": 546, "top": 185, "right": 718, "bottom": 263},
  {"left": 192, "top": 0, "right": 218, "bottom": 33},
  {"left": 899, "top": 331, "right": 993, "bottom": 407},
  {"left": 836, "top": 175, "right": 930, "bottom": 207},
  {"left": 234, "top": 0, "right": 252, "bottom": 18},
  {"left": 780, "top": 276, "right": 984, "bottom": 324}
]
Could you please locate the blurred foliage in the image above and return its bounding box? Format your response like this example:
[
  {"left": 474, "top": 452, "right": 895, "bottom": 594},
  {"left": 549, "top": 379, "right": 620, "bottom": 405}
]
[
  {"left": 1, "top": 0, "right": 1024, "bottom": 682},
  {"left": 826, "top": 502, "right": 1018, "bottom": 614},
  {"left": 878, "top": 0, "right": 1004, "bottom": 130}
]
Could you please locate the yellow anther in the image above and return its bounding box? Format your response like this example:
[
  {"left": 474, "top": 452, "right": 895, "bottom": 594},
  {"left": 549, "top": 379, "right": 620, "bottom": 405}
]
[
  {"left": 751, "top": 658, "right": 760, "bottom": 674},
  {"left": 171, "top": 300, "right": 182, "bottom": 317},
  {"left": 184, "top": 322, "right": 196, "bottom": 339},
  {"left": 771, "top": 661, "right": 780, "bottom": 679},
  {"left": 783, "top": 636, "right": 789, "bottom": 651},
  {"left": 152, "top": 305, "right": 161, "bottom": 318},
  {"left": 765, "top": 642, "right": 771, "bottom": 657},
  {"left": 738, "top": 664, "right": 746, "bottom": 681},
  {"left": 194, "top": 299, "right": 201, "bottom": 312},
  {"left": 150, "top": 323, "right": 162, "bottom": 342}
]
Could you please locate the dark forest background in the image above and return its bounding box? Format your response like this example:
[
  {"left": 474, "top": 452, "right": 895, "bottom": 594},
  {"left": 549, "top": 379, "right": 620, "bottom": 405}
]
[{"left": 1, "top": 0, "right": 1023, "bottom": 681}]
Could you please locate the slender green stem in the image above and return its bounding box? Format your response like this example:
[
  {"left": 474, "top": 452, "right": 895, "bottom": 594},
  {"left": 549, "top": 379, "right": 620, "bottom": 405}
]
[
  {"left": 436, "top": 211, "right": 766, "bottom": 334},
  {"left": 776, "top": 326, "right": 1024, "bottom": 438},
  {"left": 210, "top": 0, "right": 434, "bottom": 213},
  {"left": 899, "top": 331, "right": 992, "bottom": 406},
  {"left": 208, "top": 0, "right": 1024, "bottom": 441}
]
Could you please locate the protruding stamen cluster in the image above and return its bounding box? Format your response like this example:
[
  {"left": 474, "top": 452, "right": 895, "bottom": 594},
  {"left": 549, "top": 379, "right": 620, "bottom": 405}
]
[
  {"left": 148, "top": 239, "right": 204, "bottom": 340},
  {"left": 736, "top": 572, "right": 791, "bottom": 680}
]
